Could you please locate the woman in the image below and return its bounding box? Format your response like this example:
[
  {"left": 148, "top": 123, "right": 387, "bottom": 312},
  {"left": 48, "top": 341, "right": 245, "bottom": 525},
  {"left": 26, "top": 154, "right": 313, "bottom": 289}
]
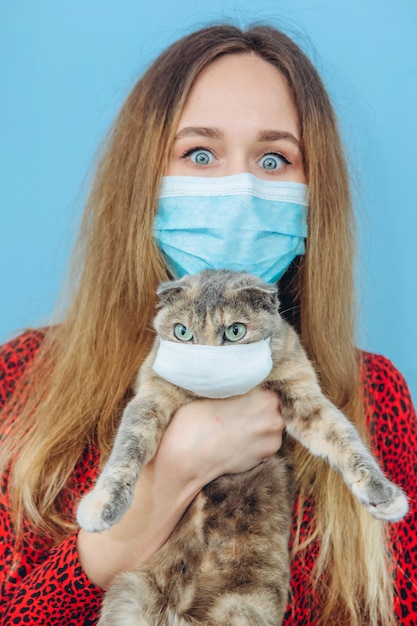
[{"left": 0, "top": 24, "right": 416, "bottom": 626}]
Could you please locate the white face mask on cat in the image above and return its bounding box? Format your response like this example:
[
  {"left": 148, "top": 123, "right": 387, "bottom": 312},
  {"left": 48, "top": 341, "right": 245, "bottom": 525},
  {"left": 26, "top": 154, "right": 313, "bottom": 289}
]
[{"left": 152, "top": 338, "right": 273, "bottom": 398}]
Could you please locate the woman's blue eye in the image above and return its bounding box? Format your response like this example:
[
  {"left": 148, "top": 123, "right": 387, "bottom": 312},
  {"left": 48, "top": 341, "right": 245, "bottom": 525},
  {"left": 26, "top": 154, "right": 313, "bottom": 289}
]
[
  {"left": 174, "top": 324, "right": 194, "bottom": 341},
  {"left": 189, "top": 149, "right": 215, "bottom": 166},
  {"left": 258, "top": 153, "right": 289, "bottom": 171}
]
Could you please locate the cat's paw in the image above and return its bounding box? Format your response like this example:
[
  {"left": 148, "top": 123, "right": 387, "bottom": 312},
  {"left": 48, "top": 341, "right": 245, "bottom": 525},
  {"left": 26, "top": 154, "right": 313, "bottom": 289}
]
[
  {"left": 351, "top": 476, "right": 408, "bottom": 522},
  {"left": 77, "top": 483, "right": 130, "bottom": 532}
]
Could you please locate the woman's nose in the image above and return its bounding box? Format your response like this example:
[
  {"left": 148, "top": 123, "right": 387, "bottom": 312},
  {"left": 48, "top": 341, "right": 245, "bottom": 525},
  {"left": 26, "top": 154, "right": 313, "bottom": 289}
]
[{"left": 222, "top": 152, "right": 250, "bottom": 176}]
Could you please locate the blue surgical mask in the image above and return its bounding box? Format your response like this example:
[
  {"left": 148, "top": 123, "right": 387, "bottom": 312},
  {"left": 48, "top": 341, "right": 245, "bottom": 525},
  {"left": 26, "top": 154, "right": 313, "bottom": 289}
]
[{"left": 154, "top": 173, "right": 308, "bottom": 284}]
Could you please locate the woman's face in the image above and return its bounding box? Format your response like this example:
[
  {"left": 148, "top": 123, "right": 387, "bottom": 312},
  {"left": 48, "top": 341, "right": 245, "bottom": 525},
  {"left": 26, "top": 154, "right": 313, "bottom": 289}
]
[{"left": 167, "top": 53, "right": 306, "bottom": 183}]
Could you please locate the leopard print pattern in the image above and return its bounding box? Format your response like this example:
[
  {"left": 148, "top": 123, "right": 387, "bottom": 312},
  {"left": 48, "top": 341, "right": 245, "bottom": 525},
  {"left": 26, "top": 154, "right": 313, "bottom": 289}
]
[{"left": 0, "top": 333, "right": 416, "bottom": 624}]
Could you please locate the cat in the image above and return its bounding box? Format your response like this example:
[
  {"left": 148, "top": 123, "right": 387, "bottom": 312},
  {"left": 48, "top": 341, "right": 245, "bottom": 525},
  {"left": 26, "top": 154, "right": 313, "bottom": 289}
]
[{"left": 77, "top": 269, "right": 408, "bottom": 626}]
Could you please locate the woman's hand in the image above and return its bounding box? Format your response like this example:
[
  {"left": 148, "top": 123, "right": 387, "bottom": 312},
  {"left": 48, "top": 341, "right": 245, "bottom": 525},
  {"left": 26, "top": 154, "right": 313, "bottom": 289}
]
[
  {"left": 163, "top": 386, "right": 284, "bottom": 483},
  {"left": 77, "top": 387, "right": 284, "bottom": 589}
]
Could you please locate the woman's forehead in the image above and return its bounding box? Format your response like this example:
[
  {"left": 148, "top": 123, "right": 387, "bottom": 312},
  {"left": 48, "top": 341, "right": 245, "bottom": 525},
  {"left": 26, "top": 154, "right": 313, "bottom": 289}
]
[{"left": 176, "top": 54, "right": 300, "bottom": 140}]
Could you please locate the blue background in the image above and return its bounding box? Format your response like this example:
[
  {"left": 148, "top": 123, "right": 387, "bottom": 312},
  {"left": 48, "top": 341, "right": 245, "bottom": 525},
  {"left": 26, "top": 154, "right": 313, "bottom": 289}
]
[{"left": 1, "top": 1, "right": 416, "bottom": 402}]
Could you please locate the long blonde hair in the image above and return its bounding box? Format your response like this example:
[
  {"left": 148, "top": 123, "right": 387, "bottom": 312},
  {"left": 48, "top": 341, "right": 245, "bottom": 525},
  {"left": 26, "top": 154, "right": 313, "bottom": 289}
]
[{"left": 1, "top": 24, "right": 395, "bottom": 625}]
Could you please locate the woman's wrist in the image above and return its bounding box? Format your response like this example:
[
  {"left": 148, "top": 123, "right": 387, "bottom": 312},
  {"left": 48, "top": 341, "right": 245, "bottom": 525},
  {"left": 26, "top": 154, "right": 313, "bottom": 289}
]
[{"left": 77, "top": 457, "right": 201, "bottom": 590}]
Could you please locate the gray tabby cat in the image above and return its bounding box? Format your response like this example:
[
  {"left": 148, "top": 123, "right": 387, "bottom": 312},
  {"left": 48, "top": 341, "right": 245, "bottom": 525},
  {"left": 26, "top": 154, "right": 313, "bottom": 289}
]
[{"left": 77, "top": 269, "right": 408, "bottom": 626}]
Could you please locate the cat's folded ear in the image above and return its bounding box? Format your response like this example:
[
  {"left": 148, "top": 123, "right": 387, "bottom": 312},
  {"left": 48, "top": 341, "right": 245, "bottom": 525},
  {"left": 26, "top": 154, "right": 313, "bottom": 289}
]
[
  {"left": 156, "top": 278, "right": 187, "bottom": 306},
  {"left": 234, "top": 278, "right": 279, "bottom": 311}
]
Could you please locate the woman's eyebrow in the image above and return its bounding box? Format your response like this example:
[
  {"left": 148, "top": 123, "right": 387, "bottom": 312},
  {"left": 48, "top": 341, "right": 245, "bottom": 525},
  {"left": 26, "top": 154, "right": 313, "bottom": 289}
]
[
  {"left": 175, "top": 126, "right": 223, "bottom": 140},
  {"left": 257, "top": 129, "right": 300, "bottom": 146},
  {"left": 175, "top": 126, "right": 300, "bottom": 147}
]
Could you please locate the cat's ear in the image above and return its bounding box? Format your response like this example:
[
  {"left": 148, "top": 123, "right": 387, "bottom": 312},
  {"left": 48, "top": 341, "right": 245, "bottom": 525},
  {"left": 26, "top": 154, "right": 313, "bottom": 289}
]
[
  {"left": 235, "top": 282, "right": 279, "bottom": 311},
  {"left": 156, "top": 279, "right": 186, "bottom": 306}
]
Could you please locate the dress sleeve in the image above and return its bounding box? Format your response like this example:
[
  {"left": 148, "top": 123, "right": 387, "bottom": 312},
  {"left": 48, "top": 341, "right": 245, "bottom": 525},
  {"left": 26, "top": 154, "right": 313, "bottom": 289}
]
[
  {"left": 0, "top": 533, "right": 103, "bottom": 625},
  {"left": 0, "top": 329, "right": 45, "bottom": 410},
  {"left": 0, "top": 331, "right": 104, "bottom": 625},
  {"left": 0, "top": 450, "right": 105, "bottom": 625},
  {"left": 363, "top": 353, "right": 417, "bottom": 625}
]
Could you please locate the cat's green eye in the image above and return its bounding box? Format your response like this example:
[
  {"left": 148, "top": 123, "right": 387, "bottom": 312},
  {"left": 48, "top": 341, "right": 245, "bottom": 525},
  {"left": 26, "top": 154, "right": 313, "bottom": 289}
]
[
  {"left": 174, "top": 324, "right": 194, "bottom": 342},
  {"left": 224, "top": 323, "right": 246, "bottom": 342}
]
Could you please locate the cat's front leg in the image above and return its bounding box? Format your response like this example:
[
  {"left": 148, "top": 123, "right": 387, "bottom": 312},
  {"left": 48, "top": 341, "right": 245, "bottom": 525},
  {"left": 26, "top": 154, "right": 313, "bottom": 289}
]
[
  {"left": 284, "top": 397, "right": 408, "bottom": 521},
  {"left": 328, "top": 417, "right": 408, "bottom": 522},
  {"left": 77, "top": 395, "right": 168, "bottom": 532}
]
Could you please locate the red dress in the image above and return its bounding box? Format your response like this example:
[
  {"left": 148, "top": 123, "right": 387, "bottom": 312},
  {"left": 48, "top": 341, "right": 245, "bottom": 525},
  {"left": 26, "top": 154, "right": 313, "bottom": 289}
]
[{"left": 0, "top": 331, "right": 416, "bottom": 625}]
